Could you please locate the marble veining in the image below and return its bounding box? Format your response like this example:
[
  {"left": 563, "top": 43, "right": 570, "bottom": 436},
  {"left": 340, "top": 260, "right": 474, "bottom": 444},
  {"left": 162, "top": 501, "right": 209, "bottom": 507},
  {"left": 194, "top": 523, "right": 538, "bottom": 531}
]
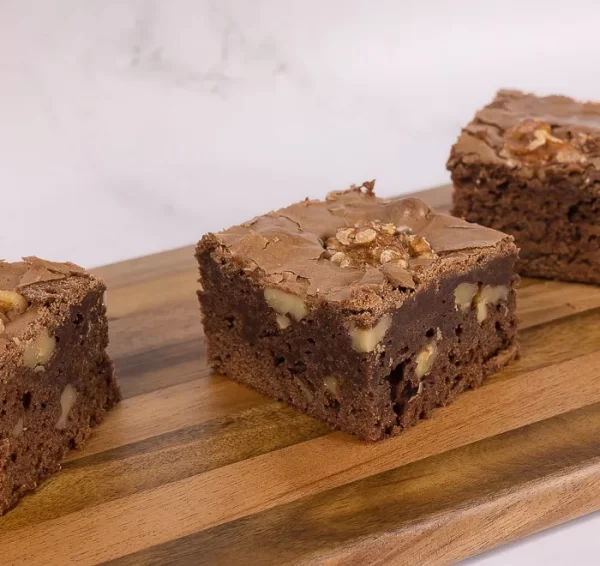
[{"left": 125, "top": 0, "right": 291, "bottom": 97}]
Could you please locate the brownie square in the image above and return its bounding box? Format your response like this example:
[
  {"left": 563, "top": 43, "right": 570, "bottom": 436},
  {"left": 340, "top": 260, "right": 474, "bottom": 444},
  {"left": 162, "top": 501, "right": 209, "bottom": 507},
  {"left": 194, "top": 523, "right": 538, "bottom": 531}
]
[
  {"left": 448, "top": 89, "right": 600, "bottom": 284},
  {"left": 196, "top": 183, "right": 518, "bottom": 441},
  {"left": 0, "top": 257, "right": 120, "bottom": 513}
]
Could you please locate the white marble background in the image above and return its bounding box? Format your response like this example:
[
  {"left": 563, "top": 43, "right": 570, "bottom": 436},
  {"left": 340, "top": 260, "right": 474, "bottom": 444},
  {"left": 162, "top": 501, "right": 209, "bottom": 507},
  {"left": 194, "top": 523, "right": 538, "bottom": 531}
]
[{"left": 1, "top": 0, "right": 599, "bottom": 563}]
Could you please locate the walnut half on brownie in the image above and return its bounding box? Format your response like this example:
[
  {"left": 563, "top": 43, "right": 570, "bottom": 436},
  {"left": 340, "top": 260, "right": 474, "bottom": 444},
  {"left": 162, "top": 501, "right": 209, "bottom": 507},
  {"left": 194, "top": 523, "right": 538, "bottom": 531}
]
[
  {"left": 196, "top": 183, "right": 519, "bottom": 441},
  {"left": 448, "top": 89, "right": 600, "bottom": 284},
  {"left": 0, "top": 257, "right": 120, "bottom": 513}
]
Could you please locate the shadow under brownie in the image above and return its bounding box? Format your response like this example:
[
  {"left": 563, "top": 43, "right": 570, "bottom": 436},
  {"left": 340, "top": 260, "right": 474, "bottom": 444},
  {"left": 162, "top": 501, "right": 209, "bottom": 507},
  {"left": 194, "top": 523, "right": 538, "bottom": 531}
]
[
  {"left": 0, "top": 257, "right": 120, "bottom": 513},
  {"left": 448, "top": 89, "right": 600, "bottom": 285},
  {"left": 197, "top": 183, "right": 518, "bottom": 441}
]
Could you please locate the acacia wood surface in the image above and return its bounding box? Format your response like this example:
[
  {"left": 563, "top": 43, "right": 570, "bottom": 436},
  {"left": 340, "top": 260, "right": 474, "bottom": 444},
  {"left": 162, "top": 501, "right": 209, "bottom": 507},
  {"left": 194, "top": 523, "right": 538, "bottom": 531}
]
[{"left": 0, "top": 185, "right": 598, "bottom": 565}]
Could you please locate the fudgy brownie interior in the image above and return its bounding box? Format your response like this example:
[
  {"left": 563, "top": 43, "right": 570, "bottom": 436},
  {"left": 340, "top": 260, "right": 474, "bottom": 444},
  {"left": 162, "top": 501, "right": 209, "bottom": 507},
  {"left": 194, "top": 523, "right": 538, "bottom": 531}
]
[
  {"left": 0, "top": 258, "right": 120, "bottom": 513},
  {"left": 197, "top": 184, "right": 518, "bottom": 441}
]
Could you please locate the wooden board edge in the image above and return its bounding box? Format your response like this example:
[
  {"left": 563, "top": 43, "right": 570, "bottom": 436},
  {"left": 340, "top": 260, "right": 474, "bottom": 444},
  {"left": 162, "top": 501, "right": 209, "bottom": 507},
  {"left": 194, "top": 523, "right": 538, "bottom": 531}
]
[
  {"left": 99, "top": 403, "right": 600, "bottom": 566},
  {"left": 322, "top": 457, "right": 600, "bottom": 566}
]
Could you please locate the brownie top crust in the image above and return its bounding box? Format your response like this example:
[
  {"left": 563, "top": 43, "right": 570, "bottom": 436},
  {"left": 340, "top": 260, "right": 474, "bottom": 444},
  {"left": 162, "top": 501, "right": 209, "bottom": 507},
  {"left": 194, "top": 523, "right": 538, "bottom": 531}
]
[
  {"left": 0, "top": 257, "right": 89, "bottom": 291},
  {"left": 198, "top": 183, "right": 515, "bottom": 314},
  {"left": 448, "top": 89, "right": 600, "bottom": 173},
  {"left": 0, "top": 257, "right": 103, "bottom": 359}
]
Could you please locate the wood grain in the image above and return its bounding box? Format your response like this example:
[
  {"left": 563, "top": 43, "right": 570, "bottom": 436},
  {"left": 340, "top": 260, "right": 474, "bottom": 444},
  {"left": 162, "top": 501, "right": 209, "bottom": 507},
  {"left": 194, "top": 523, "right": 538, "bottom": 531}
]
[{"left": 0, "top": 185, "right": 598, "bottom": 566}]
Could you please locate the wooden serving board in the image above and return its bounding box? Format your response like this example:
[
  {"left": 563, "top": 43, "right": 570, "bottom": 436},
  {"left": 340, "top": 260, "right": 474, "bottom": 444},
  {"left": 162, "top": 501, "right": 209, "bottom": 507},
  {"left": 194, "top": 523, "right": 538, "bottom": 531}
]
[{"left": 0, "top": 185, "right": 599, "bottom": 565}]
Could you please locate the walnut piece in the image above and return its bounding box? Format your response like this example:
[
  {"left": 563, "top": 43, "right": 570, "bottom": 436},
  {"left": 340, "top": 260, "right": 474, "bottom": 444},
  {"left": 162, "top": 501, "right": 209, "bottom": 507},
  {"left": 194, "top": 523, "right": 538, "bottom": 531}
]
[
  {"left": 454, "top": 282, "right": 478, "bottom": 312},
  {"left": 407, "top": 235, "right": 436, "bottom": 259},
  {"left": 526, "top": 125, "right": 563, "bottom": 150},
  {"left": 504, "top": 120, "right": 586, "bottom": 165},
  {"left": 56, "top": 384, "right": 77, "bottom": 430},
  {"left": 323, "top": 375, "right": 340, "bottom": 398},
  {"left": 354, "top": 228, "right": 377, "bottom": 245},
  {"left": 297, "top": 380, "right": 314, "bottom": 403},
  {"left": 380, "top": 249, "right": 407, "bottom": 266},
  {"left": 329, "top": 251, "right": 352, "bottom": 268},
  {"left": 11, "top": 417, "right": 24, "bottom": 438},
  {"left": 264, "top": 288, "right": 307, "bottom": 321},
  {"left": 23, "top": 328, "right": 56, "bottom": 369},
  {"left": 0, "top": 291, "right": 28, "bottom": 321},
  {"left": 336, "top": 228, "right": 354, "bottom": 246},
  {"left": 415, "top": 342, "right": 437, "bottom": 379},
  {"left": 476, "top": 285, "right": 509, "bottom": 323},
  {"left": 325, "top": 221, "right": 436, "bottom": 269},
  {"left": 349, "top": 314, "right": 392, "bottom": 353},
  {"left": 276, "top": 314, "right": 291, "bottom": 329}
]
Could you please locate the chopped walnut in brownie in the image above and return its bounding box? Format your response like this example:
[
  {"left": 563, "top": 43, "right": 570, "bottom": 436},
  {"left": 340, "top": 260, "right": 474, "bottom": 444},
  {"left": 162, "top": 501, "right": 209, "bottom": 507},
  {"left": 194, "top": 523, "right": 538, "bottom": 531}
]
[
  {"left": 0, "top": 257, "right": 120, "bottom": 514},
  {"left": 501, "top": 119, "right": 586, "bottom": 165},
  {"left": 197, "top": 182, "right": 519, "bottom": 441},
  {"left": 324, "top": 220, "right": 437, "bottom": 269}
]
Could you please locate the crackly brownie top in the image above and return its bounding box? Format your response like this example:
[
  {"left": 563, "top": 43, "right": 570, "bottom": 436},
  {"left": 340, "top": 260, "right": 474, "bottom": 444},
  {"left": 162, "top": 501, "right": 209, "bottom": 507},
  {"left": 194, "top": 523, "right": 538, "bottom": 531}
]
[
  {"left": 449, "top": 89, "right": 600, "bottom": 171},
  {"left": 0, "top": 256, "right": 88, "bottom": 291},
  {"left": 0, "top": 257, "right": 99, "bottom": 354},
  {"left": 199, "top": 183, "right": 513, "bottom": 311}
]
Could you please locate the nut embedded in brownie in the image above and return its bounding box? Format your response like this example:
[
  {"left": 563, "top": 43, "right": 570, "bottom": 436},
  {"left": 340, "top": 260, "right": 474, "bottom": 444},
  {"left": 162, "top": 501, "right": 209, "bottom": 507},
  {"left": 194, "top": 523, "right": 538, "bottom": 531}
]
[
  {"left": 0, "top": 257, "right": 120, "bottom": 513},
  {"left": 448, "top": 89, "right": 600, "bottom": 284},
  {"left": 196, "top": 182, "right": 519, "bottom": 441}
]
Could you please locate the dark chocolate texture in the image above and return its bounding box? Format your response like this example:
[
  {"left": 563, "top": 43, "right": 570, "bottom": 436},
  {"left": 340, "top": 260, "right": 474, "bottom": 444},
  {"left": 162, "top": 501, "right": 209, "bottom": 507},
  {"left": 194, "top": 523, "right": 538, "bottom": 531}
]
[
  {"left": 0, "top": 257, "right": 120, "bottom": 513},
  {"left": 197, "top": 185, "right": 519, "bottom": 441},
  {"left": 448, "top": 89, "right": 600, "bottom": 284}
]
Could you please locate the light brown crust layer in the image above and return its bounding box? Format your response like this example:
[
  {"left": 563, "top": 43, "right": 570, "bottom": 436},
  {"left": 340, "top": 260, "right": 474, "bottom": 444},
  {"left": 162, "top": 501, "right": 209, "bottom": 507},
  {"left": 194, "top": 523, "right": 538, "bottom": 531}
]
[
  {"left": 448, "top": 89, "right": 600, "bottom": 175},
  {"left": 198, "top": 183, "right": 515, "bottom": 316}
]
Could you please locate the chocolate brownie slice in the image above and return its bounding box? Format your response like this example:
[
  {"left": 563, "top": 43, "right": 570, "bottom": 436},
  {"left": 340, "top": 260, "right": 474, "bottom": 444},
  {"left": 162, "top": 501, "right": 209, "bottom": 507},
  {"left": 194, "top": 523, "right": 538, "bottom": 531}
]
[
  {"left": 196, "top": 183, "right": 519, "bottom": 441},
  {"left": 0, "top": 257, "right": 120, "bottom": 513},
  {"left": 448, "top": 89, "right": 600, "bottom": 284}
]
